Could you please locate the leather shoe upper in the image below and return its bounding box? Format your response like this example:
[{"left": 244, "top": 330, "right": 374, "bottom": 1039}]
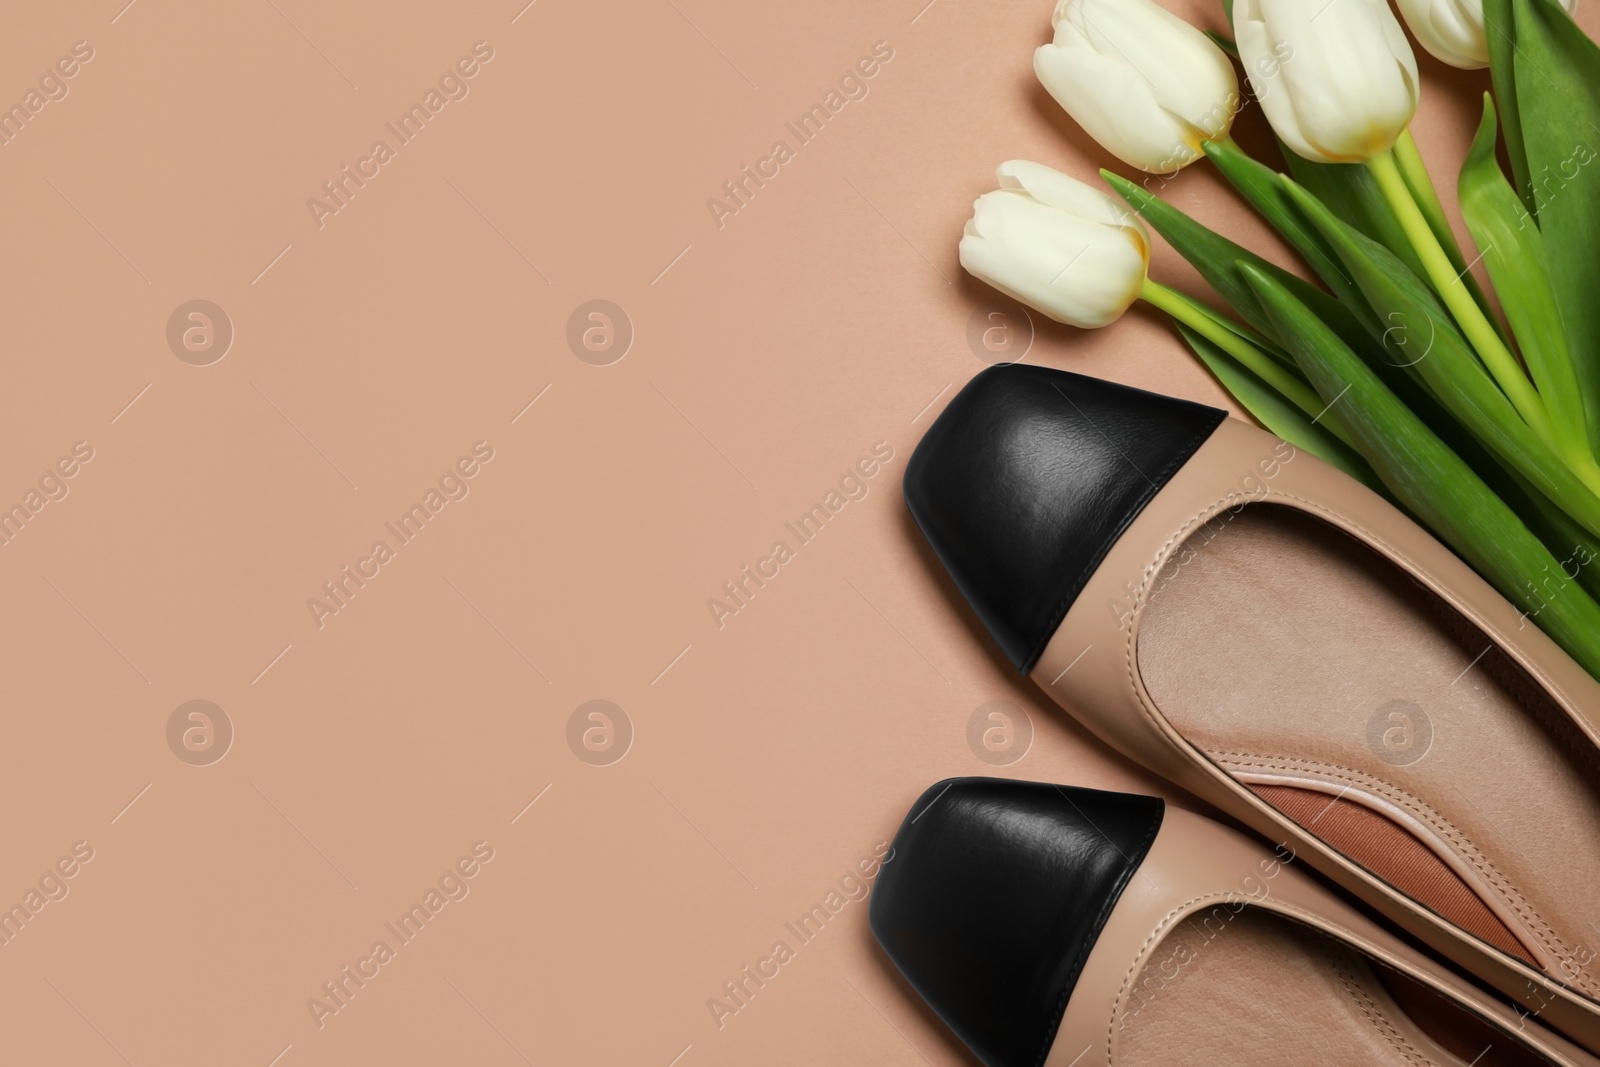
[
  {"left": 869, "top": 777, "right": 1164, "bottom": 1067},
  {"left": 903, "top": 364, "right": 1225, "bottom": 672}
]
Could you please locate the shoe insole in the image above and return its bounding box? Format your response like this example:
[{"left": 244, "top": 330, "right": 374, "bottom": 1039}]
[
  {"left": 1136, "top": 504, "right": 1600, "bottom": 997},
  {"left": 1117, "top": 908, "right": 1553, "bottom": 1066}
]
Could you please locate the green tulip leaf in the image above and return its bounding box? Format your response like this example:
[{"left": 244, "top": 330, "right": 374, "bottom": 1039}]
[
  {"left": 1174, "top": 320, "right": 1379, "bottom": 489},
  {"left": 1459, "top": 95, "right": 1589, "bottom": 462},
  {"left": 1279, "top": 148, "right": 1429, "bottom": 282},
  {"left": 1482, "top": 0, "right": 1532, "bottom": 214},
  {"left": 1176, "top": 290, "right": 1294, "bottom": 366},
  {"left": 1104, "top": 169, "right": 1361, "bottom": 354},
  {"left": 1205, "top": 30, "right": 1238, "bottom": 59},
  {"left": 1502, "top": 470, "right": 1600, "bottom": 605},
  {"left": 1202, "top": 140, "right": 1374, "bottom": 320},
  {"left": 1108, "top": 162, "right": 1514, "bottom": 491},
  {"left": 1505, "top": 0, "right": 1600, "bottom": 457},
  {"left": 1107, "top": 165, "right": 1441, "bottom": 410},
  {"left": 1286, "top": 144, "right": 1502, "bottom": 335},
  {"left": 1280, "top": 175, "right": 1600, "bottom": 540}
]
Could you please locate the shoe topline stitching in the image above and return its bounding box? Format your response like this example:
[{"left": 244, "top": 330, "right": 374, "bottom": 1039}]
[
  {"left": 1210, "top": 747, "right": 1591, "bottom": 990},
  {"left": 1326, "top": 943, "right": 1438, "bottom": 1065}
]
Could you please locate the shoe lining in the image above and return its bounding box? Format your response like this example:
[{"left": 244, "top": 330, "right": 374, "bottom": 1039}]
[{"left": 1249, "top": 783, "right": 1534, "bottom": 965}]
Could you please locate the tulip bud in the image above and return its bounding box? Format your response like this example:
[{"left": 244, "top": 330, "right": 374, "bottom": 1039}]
[
  {"left": 1396, "top": 0, "right": 1576, "bottom": 69},
  {"left": 1034, "top": 0, "right": 1240, "bottom": 174},
  {"left": 958, "top": 161, "right": 1150, "bottom": 329},
  {"left": 1236, "top": 0, "right": 1419, "bottom": 163}
]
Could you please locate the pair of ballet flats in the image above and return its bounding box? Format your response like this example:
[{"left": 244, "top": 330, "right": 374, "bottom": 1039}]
[{"left": 870, "top": 364, "right": 1600, "bottom": 1066}]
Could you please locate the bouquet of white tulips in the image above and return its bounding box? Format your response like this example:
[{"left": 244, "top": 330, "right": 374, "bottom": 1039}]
[{"left": 961, "top": 0, "right": 1600, "bottom": 678}]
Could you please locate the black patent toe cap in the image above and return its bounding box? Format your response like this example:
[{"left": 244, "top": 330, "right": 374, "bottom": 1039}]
[
  {"left": 869, "top": 777, "right": 1164, "bottom": 1067},
  {"left": 904, "top": 364, "right": 1225, "bottom": 672}
]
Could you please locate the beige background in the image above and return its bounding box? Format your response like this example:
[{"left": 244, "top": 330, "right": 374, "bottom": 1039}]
[{"left": 0, "top": 1, "right": 1590, "bottom": 1064}]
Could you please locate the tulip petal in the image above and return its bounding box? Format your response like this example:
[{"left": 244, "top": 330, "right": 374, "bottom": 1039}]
[
  {"left": 1282, "top": 0, "right": 1417, "bottom": 159},
  {"left": 994, "top": 160, "right": 1147, "bottom": 239},
  {"left": 1398, "top": 0, "right": 1488, "bottom": 67},
  {"left": 1057, "top": 0, "right": 1239, "bottom": 134},
  {"left": 1240, "top": 0, "right": 1417, "bottom": 161},
  {"left": 961, "top": 189, "right": 1148, "bottom": 328},
  {"left": 1235, "top": 0, "right": 1321, "bottom": 159},
  {"left": 1034, "top": 43, "right": 1204, "bottom": 172}
]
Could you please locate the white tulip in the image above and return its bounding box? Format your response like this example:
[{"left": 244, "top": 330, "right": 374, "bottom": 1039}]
[
  {"left": 959, "top": 161, "right": 1150, "bottom": 329},
  {"left": 1035, "top": 0, "right": 1240, "bottom": 173},
  {"left": 1236, "top": 0, "right": 1419, "bottom": 163},
  {"left": 1396, "top": 0, "right": 1576, "bottom": 69}
]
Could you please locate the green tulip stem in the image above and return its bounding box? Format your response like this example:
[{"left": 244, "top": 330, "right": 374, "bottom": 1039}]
[
  {"left": 1393, "top": 131, "right": 1446, "bottom": 225},
  {"left": 1367, "top": 148, "right": 1554, "bottom": 442},
  {"left": 1392, "top": 130, "right": 1498, "bottom": 325},
  {"left": 1141, "top": 278, "right": 1329, "bottom": 424}
]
